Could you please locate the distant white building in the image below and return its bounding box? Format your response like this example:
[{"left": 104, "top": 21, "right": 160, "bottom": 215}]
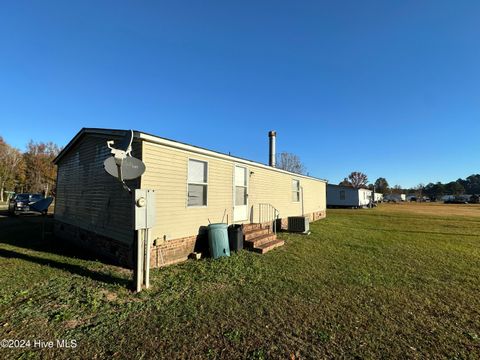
[
  {"left": 374, "top": 193, "right": 384, "bottom": 203},
  {"left": 327, "top": 184, "right": 372, "bottom": 208}
]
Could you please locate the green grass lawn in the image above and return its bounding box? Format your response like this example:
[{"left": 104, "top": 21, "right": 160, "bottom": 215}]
[{"left": 1, "top": 204, "right": 479, "bottom": 359}]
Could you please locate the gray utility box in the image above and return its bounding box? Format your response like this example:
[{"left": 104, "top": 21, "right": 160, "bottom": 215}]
[
  {"left": 288, "top": 216, "right": 310, "bottom": 234},
  {"left": 134, "top": 189, "right": 156, "bottom": 230}
]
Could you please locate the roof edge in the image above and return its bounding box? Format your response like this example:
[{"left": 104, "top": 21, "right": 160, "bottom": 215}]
[
  {"left": 137, "top": 131, "right": 327, "bottom": 183},
  {"left": 53, "top": 128, "right": 328, "bottom": 183},
  {"left": 53, "top": 128, "right": 136, "bottom": 164}
]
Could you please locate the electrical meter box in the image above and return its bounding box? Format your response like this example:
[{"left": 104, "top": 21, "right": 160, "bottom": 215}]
[{"left": 134, "top": 189, "right": 156, "bottom": 230}]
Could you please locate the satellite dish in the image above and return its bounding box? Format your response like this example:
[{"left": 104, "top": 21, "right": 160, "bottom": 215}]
[
  {"left": 104, "top": 156, "right": 145, "bottom": 180},
  {"left": 104, "top": 130, "right": 146, "bottom": 192},
  {"left": 30, "top": 197, "right": 54, "bottom": 214}
]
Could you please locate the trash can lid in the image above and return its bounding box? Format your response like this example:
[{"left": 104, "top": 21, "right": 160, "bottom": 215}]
[{"left": 208, "top": 223, "right": 228, "bottom": 229}]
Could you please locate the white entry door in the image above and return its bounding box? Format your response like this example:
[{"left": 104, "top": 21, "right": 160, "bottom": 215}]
[{"left": 233, "top": 165, "right": 248, "bottom": 222}]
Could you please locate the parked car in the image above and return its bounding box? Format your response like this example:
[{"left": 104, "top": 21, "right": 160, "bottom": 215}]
[
  {"left": 8, "top": 193, "right": 44, "bottom": 215},
  {"left": 469, "top": 194, "right": 480, "bottom": 204},
  {"left": 444, "top": 196, "right": 470, "bottom": 204}
]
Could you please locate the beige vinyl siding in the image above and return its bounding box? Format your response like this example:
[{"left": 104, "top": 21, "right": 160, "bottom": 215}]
[
  {"left": 301, "top": 178, "right": 327, "bottom": 216},
  {"left": 247, "top": 166, "right": 326, "bottom": 222},
  {"left": 55, "top": 134, "right": 139, "bottom": 245},
  {"left": 141, "top": 141, "right": 326, "bottom": 242},
  {"left": 141, "top": 142, "right": 233, "bottom": 241}
]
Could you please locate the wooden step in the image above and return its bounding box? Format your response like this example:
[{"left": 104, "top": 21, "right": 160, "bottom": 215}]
[
  {"left": 244, "top": 227, "right": 270, "bottom": 241},
  {"left": 253, "top": 239, "right": 285, "bottom": 254},
  {"left": 242, "top": 223, "right": 262, "bottom": 232},
  {"left": 244, "top": 233, "right": 277, "bottom": 249}
]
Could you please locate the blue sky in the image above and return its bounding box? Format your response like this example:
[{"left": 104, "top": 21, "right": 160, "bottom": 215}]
[{"left": 1, "top": 1, "right": 479, "bottom": 188}]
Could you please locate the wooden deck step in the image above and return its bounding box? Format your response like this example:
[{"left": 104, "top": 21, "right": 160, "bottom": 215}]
[
  {"left": 244, "top": 227, "right": 270, "bottom": 241},
  {"left": 241, "top": 223, "right": 284, "bottom": 255},
  {"left": 244, "top": 233, "right": 276, "bottom": 249},
  {"left": 252, "top": 239, "right": 285, "bottom": 254},
  {"left": 242, "top": 223, "right": 263, "bottom": 232}
]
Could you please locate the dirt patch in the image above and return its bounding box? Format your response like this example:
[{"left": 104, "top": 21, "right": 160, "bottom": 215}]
[
  {"left": 100, "top": 289, "right": 118, "bottom": 302},
  {"left": 63, "top": 320, "right": 81, "bottom": 329}
]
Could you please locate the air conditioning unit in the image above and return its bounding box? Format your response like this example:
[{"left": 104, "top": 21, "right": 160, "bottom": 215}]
[{"left": 288, "top": 216, "right": 310, "bottom": 234}]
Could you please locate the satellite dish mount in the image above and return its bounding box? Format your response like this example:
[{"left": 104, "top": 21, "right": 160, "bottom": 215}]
[
  {"left": 104, "top": 130, "right": 145, "bottom": 192},
  {"left": 103, "top": 130, "right": 153, "bottom": 292},
  {"left": 107, "top": 130, "right": 133, "bottom": 192}
]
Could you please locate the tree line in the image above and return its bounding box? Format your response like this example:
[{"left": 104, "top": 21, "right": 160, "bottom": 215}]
[
  {"left": 0, "top": 136, "right": 60, "bottom": 202},
  {"left": 339, "top": 171, "right": 480, "bottom": 199},
  {"left": 421, "top": 175, "right": 480, "bottom": 199},
  {"left": 1, "top": 140, "right": 477, "bottom": 203},
  {"left": 372, "top": 175, "right": 480, "bottom": 199},
  {"left": 1, "top": 142, "right": 307, "bottom": 202},
  {"left": 262, "top": 152, "right": 480, "bottom": 200}
]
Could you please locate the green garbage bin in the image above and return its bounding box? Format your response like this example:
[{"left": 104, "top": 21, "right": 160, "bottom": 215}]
[{"left": 208, "top": 223, "right": 230, "bottom": 259}]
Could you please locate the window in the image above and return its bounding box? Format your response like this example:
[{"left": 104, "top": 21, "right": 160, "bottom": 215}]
[
  {"left": 188, "top": 159, "right": 208, "bottom": 206},
  {"left": 292, "top": 179, "right": 300, "bottom": 202},
  {"left": 340, "top": 190, "right": 346, "bottom": 200},
  {"left": 235, "top": 166, "right": 248, "bottom": 206}
]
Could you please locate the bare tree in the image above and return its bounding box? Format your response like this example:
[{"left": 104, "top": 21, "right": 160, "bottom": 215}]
[
  {"left": 0, "top": 137, "right": 24, "bottom": 202},
  {"left": 276, "top": 152, "right": 307, "bottom": 175},
  {"left": 347, "top": 171, "right": 368, "bottom": 189},
  {"left": 23, "top": 141, "right": 60, "bottom": 196}
]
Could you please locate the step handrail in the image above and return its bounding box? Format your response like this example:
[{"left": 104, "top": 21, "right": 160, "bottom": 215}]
[{"left": 258, "top": 203, "right": 280, "bottom": 235}]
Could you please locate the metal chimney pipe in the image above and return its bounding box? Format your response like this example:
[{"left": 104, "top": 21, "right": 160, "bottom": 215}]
[{"left": 268, "top": 130, "right": 276, "bottom": 167}]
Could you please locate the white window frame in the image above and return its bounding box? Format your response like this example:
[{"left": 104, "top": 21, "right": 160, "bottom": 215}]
[
  {"left": 292, "top": 179, "right": 301, "bottom": 203},
  {"left": 234, "top": 165, "right": 248, "bottom": 207},
  {"left": 187, "top": 158, "right": 208, "bottom": 208}
]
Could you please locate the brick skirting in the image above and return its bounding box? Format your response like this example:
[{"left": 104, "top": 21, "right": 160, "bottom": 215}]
[
  {"left": 150, "top": 210, "right": 326, "bottom": 268},
  {"left": 55, "top": 210, "right": 326, "bottom": 269},
  {"left": 150, "top": 232, "right": 209, "bottom": 268},
  {"left": 309, "top": 210, "right": 326, "bottom": 222},
  {"left": 54, "top": 220, "right": 134, "bottom": 268}
]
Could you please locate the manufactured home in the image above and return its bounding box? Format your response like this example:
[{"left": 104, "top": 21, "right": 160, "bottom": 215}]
[
  {"left": 443, "top": 194, "right": 477, "bottom": 204},
  {"left": 53, "top": 128, "right": 327, "bottom": 268},
  {"left": 326, "top": 184, "right": 372, "bottom": 208},
  {"left": 374, "top": 193, "right": 384, "bottom": 203}
]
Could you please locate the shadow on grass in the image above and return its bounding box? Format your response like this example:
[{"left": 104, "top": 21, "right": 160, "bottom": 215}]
[
  {"left": 0, "top": 209, "right": 132, "bottom": 288},
  {"left": 0, "top": 248, "right": 130, "bottom": 286}
]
